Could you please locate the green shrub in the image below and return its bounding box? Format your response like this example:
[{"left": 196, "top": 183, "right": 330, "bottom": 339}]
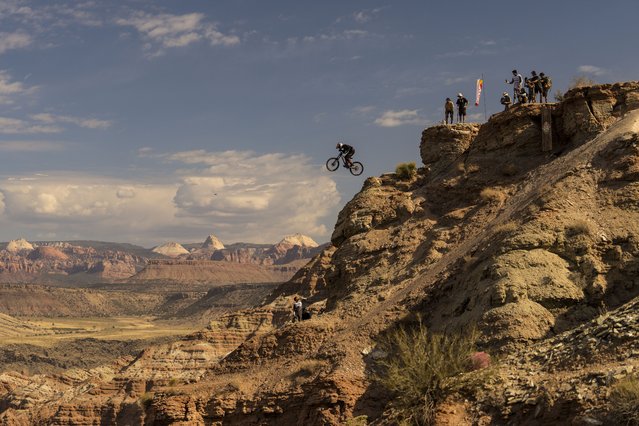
[
  {"left": 376, "top": 321, "right": 482, "bottom": 425},
  {"left": 609, "top": 375, "right": 639, "bottom": 425},
  {"left": 396, "top": 162, "right": 417, "bottom": 180}
]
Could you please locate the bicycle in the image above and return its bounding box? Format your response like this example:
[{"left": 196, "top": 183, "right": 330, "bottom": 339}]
[{"left": 326, "top": 152, "right": 364, "bottom": 176}]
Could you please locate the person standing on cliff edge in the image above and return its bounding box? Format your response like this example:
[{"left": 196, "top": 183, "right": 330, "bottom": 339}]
[
  {"left": 456, "top": 93, "right": 468, "bottom": 123},
  {"left": 444, "top": 97, "right": 454, "bottom": 124},
  {"left": 506, "top": 69, "right": 523, "bottom": 102}
]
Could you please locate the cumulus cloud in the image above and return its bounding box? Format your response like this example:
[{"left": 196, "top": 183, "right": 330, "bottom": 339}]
[
  {"left": 0, "top": 150, "right": 340, "bottom": 245},
  {"left": 115, "top": 11, "right": 239, "bottom": 56},
  {"left": 166, "top": 150, "right": 340, "bottom": 241},
  {"left": 374, "top": 109, "right": 424, "bottom": 127},
  {"left": 30, "top": 113, "right": 112, "bottom": 129},
  {"left": 578, "top": 65, "right": 607, "bottom": 76},
  {"left": 0, "top": 31, "right": 32, "bottom": 54}
]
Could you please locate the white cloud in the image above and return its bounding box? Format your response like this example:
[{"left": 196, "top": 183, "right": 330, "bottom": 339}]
[
  {"left": 374, "top": 109, "right": 424, "bottom": 127},
  {"left": 0, "top": 31, "right": 32, "bottom": 54},
  {"left": 0, "top": 70, "right": 38, "bottom": 104},
  {"left": 30, "top": 113, "right": 112, "bottom": 129},
  {"left": 115, "top": 11, "right": 239, "bottom": 56},
  {"left": 0, "top": 140, "right": 66, "bottom": 152},
  {"left": 578, "top": 65, "right": 607, "bottom": 76},
  {"left": 0, "top": 117, "right": 62, "bottom": 134},
  {"left": 0, "top": 150, "right": 340, "bottom": 245},
  {"left": 352, "top": 105, "right": 376, "bottom": 115}
]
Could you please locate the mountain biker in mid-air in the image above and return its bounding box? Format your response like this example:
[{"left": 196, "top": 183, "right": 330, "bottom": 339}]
[{"left": 336, "top": 142, "right": 355, "bottom": 168}]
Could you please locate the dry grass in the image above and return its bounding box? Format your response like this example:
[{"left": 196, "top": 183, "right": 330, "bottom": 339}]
[
  {"left": 609, "top": 375, "right": 639, "bottom": 425},
  {"left": 290, "top": 359, "right": 327, "bottom": 386},
  {"left": 494, "top": 221, "right": 518, "bottom": 235},
  {"left": 139, "top": 392, "right": 154, "bottom": 408},
  {"left": 479, "top": 187, "right": 507, "bottom": 205},
  {"left": 565, "top": 220, "right": 594, "bottom": 237},
  {"left": 376, "top": 321, "right": 486, "bottom": 425},
  {"left": 396, "top": 162, "right": 417, "bottom": 180},
  {"left": 344, "top": 415, "right": 368, "bottom": 426}
]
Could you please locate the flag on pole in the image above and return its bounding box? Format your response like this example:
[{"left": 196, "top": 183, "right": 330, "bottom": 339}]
[{"left": 475, "top": 78, "right": 483, "bottom": 106}]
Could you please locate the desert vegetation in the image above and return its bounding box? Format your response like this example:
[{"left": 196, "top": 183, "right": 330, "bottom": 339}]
[
  {"left": 395, "top": 162, "right": 417, "bottom": 180},
  {"left": 609, "top": 375, "right": 639, "bottom": 425},
  {"left": 376, "top": 321, "right": 489, "bottom": 425}
]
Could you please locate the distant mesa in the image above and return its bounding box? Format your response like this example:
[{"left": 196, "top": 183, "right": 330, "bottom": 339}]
[
  {"left": 5, "top": 238, "right": 34, "bottom": 253},
  {"left": 202, "top": 234, "right": 225, "bottom": 250},
  {"left": 26, "top": 246, "right": 69, "bottom": 261},
  {"left": 152, "top": 242, "right": 190, "bottom": 257},
  {"left": 276, "top": 233, "right": 318, "bottom": 248}
]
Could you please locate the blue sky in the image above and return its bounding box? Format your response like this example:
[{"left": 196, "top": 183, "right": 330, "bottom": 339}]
[{"left": 0, "top": 0, "right": 637, "bottom": 246}]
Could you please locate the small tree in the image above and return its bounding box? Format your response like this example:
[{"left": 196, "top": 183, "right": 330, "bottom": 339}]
[{"left": 396, "top": 162, "right": 417, "bottom": 180}]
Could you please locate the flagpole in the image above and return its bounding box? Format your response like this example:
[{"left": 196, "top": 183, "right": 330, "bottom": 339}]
[{"left": 482, "top": 73, "right": 487, "bottom": 122}]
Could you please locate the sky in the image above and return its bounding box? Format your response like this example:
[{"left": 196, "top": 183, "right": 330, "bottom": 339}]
[{"left": 0, "top": 0, "right": 637, "bottom": 247}]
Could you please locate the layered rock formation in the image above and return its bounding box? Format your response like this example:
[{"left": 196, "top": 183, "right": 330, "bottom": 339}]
[{"left": 2, "top": 82, "right": 639, "bottom": 425}]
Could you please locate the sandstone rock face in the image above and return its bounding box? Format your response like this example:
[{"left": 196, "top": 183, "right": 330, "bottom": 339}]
[
  {"left": 5, "top": 239, "right": 34, "bottom": 254},
  {"left": 420, "top": 123, "right": 480, "bottom": 172},
  {"left": 151, "top": 242, "right": 189, "bottom": 257}
]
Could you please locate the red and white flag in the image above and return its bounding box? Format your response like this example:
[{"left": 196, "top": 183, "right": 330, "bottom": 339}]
[{"left": 475, "top": 78, "right": 483, "bottom": 106}]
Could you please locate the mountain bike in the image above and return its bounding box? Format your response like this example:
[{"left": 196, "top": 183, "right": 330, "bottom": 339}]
[{"left": 326, "top": 153, "right": 364, "bottom": 176}]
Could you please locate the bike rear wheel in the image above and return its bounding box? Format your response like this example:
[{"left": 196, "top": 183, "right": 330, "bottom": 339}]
[
  {"left": 326, "top": 157, "right": 340, "bottom": 172},
  {"left": 349, "top": 161, "right": 364, "bottom": 176}
]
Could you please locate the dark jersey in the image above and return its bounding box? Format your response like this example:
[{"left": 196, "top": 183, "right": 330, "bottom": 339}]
[{"left": 339, "top": 144, "right": 355, "bottom": 155}]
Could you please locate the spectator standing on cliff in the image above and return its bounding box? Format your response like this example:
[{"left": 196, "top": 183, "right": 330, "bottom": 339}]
[
  {"left": 539, "top": 72, "right": 552, "bottom": 103},
  {"left": 456, "top": 93, "right": 469, "bottom": 123},
  {"left": 500, "top": 92, "right": 512, "bottom": 110},
  {"left": 506, "top": 70, "right": 523, "bottom": 102},
  {"left": 525, "top": 77, "right": 536, "bottom": 103},
  {"left": 529, "top": 71, "right": 542, "bottom": 103},
  {"left": 444, "top": 97, "right": 454, "bottom": 124},
  {"left": 293, "top": 296, "right": 303, "bottom": 322}
]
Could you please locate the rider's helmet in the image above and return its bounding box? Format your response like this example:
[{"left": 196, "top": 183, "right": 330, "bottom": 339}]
[{"left": 336, "top": 142, "right": 343, "bottom": 149}]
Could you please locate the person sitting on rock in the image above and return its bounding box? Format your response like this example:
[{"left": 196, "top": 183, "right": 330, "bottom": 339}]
[
  {"left": 293, "top": 296, "right": 303, "bottom": 322},
  {"left": 444, "top": 97, "right": 455, "bottom": 124},
  {"left": 336, "top": 142, "right": 355, "bottom": 168},
  {"left": 517, "top": 87, "right": 528, "bottom": 104},
  {"left": 500, "top": 92, "right": 512, "bottom": 110}
]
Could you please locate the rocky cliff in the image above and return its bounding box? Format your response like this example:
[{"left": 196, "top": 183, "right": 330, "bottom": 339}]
[{"left": 2, "top": 82, "right": 639, "bottom": 425}]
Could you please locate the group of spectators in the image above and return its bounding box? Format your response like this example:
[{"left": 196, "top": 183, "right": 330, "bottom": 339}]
[
  {"left": 443, "top": 69, "right": 554, "bottom": 123},
  {"left": 501, "top": 69, "right": 553, "bottom": 109}
]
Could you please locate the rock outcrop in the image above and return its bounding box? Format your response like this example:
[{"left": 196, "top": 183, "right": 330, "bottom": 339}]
[
  {"left": 151, "top": 242, "right": 189, "bottom": 257},
  {"left": 202, "top": 234, "right": 225, "bottom": 250},
  {"left": 5, "top": 239, "right": 34, "bottom": 254}
]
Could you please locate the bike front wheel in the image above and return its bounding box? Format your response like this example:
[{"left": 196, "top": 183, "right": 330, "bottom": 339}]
[
  {"left": 326, "top": 157, "right": 340, "bottom": 172},
  {"left": 349, "top": 161, "right": 364, "bottom": 176}
]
